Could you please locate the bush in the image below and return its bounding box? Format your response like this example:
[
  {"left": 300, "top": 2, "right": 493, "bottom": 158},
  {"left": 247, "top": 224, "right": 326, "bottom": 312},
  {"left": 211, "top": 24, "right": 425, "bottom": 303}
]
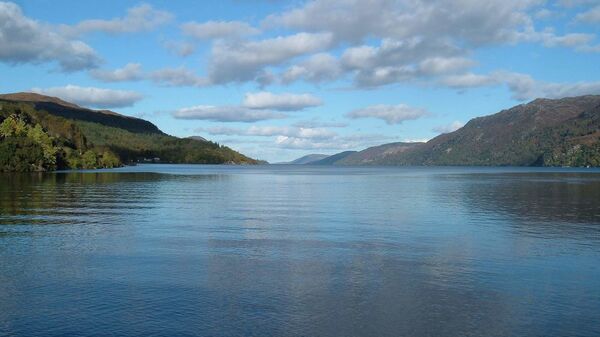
[
  {"left": 81, "top": 150, "right": 98, "bottom": 169},
  {"left": 0, "top": 137, "right": 46, "bottom": 172}
]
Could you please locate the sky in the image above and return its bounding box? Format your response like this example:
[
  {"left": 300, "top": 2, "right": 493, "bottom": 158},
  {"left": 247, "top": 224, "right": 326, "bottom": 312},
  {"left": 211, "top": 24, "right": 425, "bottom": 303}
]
[{"left": 1, "top": 0, "right": 600, "bottom": 162}]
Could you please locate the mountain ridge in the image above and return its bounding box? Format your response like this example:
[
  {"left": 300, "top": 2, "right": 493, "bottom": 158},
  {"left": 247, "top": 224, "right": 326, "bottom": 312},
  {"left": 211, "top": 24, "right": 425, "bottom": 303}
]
[
  {"left": 0, "top": 93, "right": 258, "bottom": 171},
  {"left": 326, "top": 95, "right": 600, "bottom": 167},
  {"left": 310, "top": 151, "right": 357, "bottom": 165},
  {"left": 277, "top": 154, "right": 329, "bottom": 164},
  {"left": 0, "top": 92, "right": 162, "bottom": 134}
]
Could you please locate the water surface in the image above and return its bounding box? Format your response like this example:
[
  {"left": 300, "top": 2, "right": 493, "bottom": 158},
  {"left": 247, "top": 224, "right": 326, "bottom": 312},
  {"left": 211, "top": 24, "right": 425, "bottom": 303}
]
[{"left": 1, "top": 165, "right": 599, "bottom": 337}]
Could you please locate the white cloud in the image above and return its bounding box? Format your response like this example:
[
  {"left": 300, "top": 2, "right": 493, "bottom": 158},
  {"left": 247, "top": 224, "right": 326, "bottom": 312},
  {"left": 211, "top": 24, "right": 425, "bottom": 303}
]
[
  {"left": 172, "top": 106, "right": 285, "bottom": 122},
  {"left": 340, "top": 38, "right": 466, "bottom": 87},
  {"left": 418, "top": 57, "right": 476, "bottom": 75},
  {"left": 346, "top": 104, "right": 429, "bottom": 124},
  {"left": 90, "top": 63, "right": 143, "bottom": 82},
  {"left": 64, "top": 4, "right": 173, "bottom": 36},
  {"left": 90, "top": 64, "right": 210, "bottom": 87},
  {"left": 576, "top": 5, "right": 600, "bottom": 23},
  {"left": 149, "top": 67, "right": 209, "bottom": 87},
  {"left": 441, "top": 71, "right": 600, "bottom": 100},
  {"left": 182, "top": 20, "right": 260, "bottom": 40},
  {"left": 433, "top": 121, "right": 464, "bottom": 134},
  {"left": 534, "top": 9, "right": 554, "bottom": 19},
  {"left": 202, "top": 124, "right": 395, "bottom": 154},
  {"left": 558, "top": 0, "right": 597, "bottom": 7},
  {"left": 207, "top": 32, "right": 334, "bottom": 84},
  {"left": 31, "top": 85, "right": 143, "bottom": 108},
  {"left": 205, "top": 125, "right": 337, "bottom": 139},
  {"left": 501, "top": 72, "right": 600, "bottom": 100},
  {"left": 200, "top": 124, "right": 392, "bottom": 152},
  {"left": 173, "top": 91, "right": 322, "bottom": 122},
  {"left": 161, "top": 40, "right": 196, "bottom": 57},
  {"left": 242, "top": 92, "right": 322, "bottom": 111},
  {"left": 292, "top": 118, "right": 348, "bottom": 128},
  {"left": 263, "top": 0, "right": 395, "bottom": 44},
  {"left": 265, "top": 0, "right": 541, "bottom": 45},
  {"left": 274, "top": 133, "right": 395, "bottom": 150},
  {"left": 0, "top": 2, "right": 100, "bottom": 71},
  {"left": 440, "top": 73, "right": 499, "bottom": 88},
  {"left": 402, "top": 138, "right": 431, "bottom": 143},
  {"left": 281, "top": 53, "right": 344, "bottom": 83},
  {"left": 263, "top": 0, "right": 598, "bottom": 88},
  {"left": 534, "top": 30, "right": 595, "bottom": 48},
  {"left": 274, "top": 136, "right": 338, "bottom": 150}
]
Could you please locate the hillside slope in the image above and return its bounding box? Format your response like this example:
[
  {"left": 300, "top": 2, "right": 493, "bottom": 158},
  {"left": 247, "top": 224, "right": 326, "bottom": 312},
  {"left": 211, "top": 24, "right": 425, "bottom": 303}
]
[
  {"left": 337, "top": 95, "right": 600, "bottom": 167},
  {"left": 337, "top": 142, "right": 425, "bottom": 165},
  {"left": 278, "top": 154, "right": 329, "bottom": 164},
  {"left": 311, "top": 151, "right": 357, "bottom": 165},
  {"left": 0, "top": 93, "right": 257, "bottom": 171},
  {"left": 0, "top": 93, "right": 161, "bottom": 134},
  {"left": 0, "top": 102, "right": 120, "bottom": 171}
]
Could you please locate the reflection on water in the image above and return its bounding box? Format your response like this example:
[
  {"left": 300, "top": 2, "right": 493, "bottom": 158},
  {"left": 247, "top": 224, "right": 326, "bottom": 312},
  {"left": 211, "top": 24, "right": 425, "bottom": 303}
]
[
  {"left": 462, "top": 173, "right": 600, "bottom": 222},
  {"left": 1, "top": 165, "right": 599, "bottom": 337}
]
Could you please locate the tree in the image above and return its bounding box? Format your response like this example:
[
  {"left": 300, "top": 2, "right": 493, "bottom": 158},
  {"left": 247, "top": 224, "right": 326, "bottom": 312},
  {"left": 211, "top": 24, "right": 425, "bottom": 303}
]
[
  {"left": 0, "top": 115, "right": 28, "bottom": 137},
  {"left": 81, "top": 150, "right": 98, "bottom": 169},
  {"left": 27, "top": 123, "right": 57, "bottom": 169},
  {"left": 0, "top": 137, "right": 45, "bottom": 172},
  {"left": 100, "top": 150, "right": 120, "bottom": 168}
]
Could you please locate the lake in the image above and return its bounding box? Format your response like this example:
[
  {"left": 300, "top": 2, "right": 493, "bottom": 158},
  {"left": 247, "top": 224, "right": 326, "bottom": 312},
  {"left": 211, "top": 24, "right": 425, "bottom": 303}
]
[{"left": 1, "top": 165, "right": 599, "bottom": 337}]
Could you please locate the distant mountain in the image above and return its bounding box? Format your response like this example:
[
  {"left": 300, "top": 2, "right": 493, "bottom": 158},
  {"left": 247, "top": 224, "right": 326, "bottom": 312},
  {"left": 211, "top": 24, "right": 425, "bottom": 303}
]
[
  {"left": 279, "top": 154, "right": 329, "bottom": 164},
  {"left": 310, "top": 151, "right": 357, "bottom": 165},
  {"left": 335, "top": 143, "right": 424, "bottom": 165},
  {"left": 0, "top": 93, "right": 258, "bottom": 171},
  {"left": 337, "top": 95, "right": 600, "bottom": 167}
]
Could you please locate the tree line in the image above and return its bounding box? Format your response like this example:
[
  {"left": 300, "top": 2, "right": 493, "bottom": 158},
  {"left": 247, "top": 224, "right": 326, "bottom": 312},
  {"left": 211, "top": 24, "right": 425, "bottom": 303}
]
[{"left": 0, "top": 103, "right": 121, "bottom": 172}]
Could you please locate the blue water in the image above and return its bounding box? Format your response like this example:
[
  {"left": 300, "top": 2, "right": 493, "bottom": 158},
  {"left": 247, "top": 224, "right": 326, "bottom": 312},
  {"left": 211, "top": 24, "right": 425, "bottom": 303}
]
[{"left": 1, "top": 165, "right": 599, "bottom": 337}]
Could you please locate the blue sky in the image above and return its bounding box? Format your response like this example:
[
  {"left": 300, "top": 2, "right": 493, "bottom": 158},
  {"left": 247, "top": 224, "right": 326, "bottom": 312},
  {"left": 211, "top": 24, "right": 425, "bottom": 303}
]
[{"left": 1, "top": 0, "right": 600, "bottom": 162}]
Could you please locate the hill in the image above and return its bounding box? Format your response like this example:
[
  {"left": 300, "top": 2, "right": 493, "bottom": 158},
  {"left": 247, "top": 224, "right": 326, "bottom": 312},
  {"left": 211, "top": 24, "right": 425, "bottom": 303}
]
[
  {"left": 0, "top": 93, "right": 257, "bottom": 171},
  {"left": 336, "top": 95, "right": 600, "bottom": 167},
  {"left": 310, "top": 151, "right": 357, "bottom": 165},
  {"left": 336, "top": 143, "right": 424, "bottom": 165},
  {"left": 278, "top": 154, "right": 329, "bottom": 164},
  {"left": 187, "top": 136, "right": 208, "bottom": 142},
  {"left": 0, "top": 93, "right": 161, "bottom": 134}
]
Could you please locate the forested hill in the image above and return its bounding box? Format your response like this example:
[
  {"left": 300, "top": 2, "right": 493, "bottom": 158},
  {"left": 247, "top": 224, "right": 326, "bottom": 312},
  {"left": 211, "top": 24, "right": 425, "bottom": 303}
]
[
  {"left": 331, "top": 95, "right": 600, "bottom": 167},
  {"left": 0, "top": 93, "right": 258, "bottom": 172},
  {"left": 0, "top": 93, "right": 161, "bottom": 134}
]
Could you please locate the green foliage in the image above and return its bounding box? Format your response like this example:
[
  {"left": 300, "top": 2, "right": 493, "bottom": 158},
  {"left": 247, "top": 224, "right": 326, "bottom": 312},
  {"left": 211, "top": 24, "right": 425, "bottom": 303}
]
[
  {"left": 0, "top": 136, "right": 45, "bottom": 172},
  {"left": 28, "top": 100, "right": 162, "bottom": 134},
  {"left": 100, "top": 150, "right": 120, "bottom": 168},
  {"left": 75, "top": 121, "right": 257, "bottom": 164},
  {"left": 81, "top": 150, "right": 98, "bottom": 169},
  {"left": 536, "top": 110, "right": 600, "bottom": 167},
  {"left": 0, "top": 100, "right": 256, "bottom": 172},
  {"left": 27, "top": 123, "right": 57, "bottom": 168},
  {"left": 0, "top": 114, "right": 28, "bottom": 137},
  {"left": 0, "top": 103, "right": 122, "bottom": 172},
  {"left": 0, "top": 115, "right": 57, "bottom": 171}
]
